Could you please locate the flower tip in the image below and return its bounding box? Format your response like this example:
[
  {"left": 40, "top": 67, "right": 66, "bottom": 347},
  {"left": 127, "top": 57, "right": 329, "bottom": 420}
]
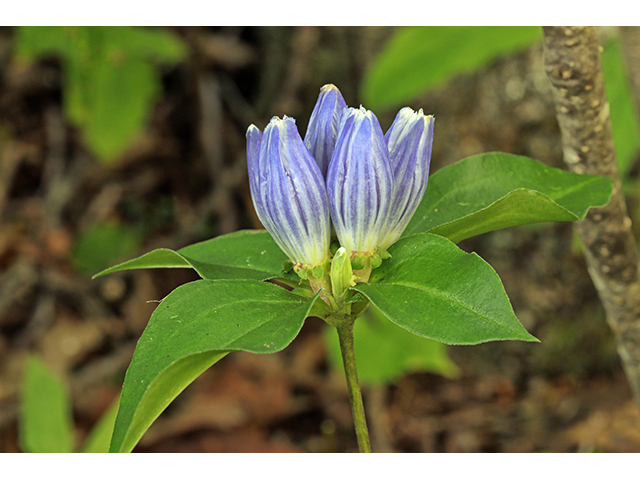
[
  {"left": 320, "top": 83, "right": 339, "bottom": 92},
  {"left": 268, "top": 114, "right": 294, "bottom": 122},
  {"left": 343, "top": 105, "right": 374, "bottom": 125},
  {"left": 247, "top": 124, "right": 261, "bottom": 136},
  {"left": 393, "top": 107, "right": 436, "bottom": 132},
  {"left": 265, "top": 115, "right": 298, "bottom": 133}
]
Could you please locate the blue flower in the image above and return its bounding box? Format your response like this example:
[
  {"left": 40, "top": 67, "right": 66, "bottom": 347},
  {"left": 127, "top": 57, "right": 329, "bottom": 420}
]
[
  {"left": 304, "top": 84, "right": 347, "bottom": 177},
  {"left": 246, "top": 84, "right": 434, "bottom": 284},
  {"left": 326, "top": 106, "right": 393, "bottom": 255},
  {"left": 379, "top": 107, "right": 435, "bottom": 249},
  {"left": 246, "top": 116, "right": 331, "bottom": 266}
]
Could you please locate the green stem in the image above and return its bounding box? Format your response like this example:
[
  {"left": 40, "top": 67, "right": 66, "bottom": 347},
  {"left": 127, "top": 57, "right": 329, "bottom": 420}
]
[{"left": 336, "top": 320, "right": 371, "bottom": 453}]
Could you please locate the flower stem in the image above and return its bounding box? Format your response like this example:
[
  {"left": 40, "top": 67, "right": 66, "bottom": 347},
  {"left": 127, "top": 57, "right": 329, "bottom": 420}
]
[{"left": 336, "top": 319, "right": 371, "bottom": 453}]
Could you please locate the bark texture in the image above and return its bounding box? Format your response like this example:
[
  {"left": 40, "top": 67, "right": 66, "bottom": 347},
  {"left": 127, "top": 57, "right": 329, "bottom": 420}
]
[{"left": 543, "top": 26, "right": 640, "bottom": 408}]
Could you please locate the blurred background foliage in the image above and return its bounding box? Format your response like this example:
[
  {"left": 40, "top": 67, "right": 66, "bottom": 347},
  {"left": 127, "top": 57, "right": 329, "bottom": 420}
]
[
  {"left": 362, "top": 26, "right": 543, "bottom": 110},
  {"left": 2, "top": 26, "right": 640, "bottom": 453},
  {"left": 14, "top": 26, "right": 186, "bottom": 163}
]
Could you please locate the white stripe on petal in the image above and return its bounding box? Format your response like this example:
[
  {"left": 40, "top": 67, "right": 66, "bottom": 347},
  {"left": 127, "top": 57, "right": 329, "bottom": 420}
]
[
  {"left": 252, "top": 116, "right": 331, "bottom": 265},
  {"left": 327, "top": 107, "right": 393, "bottom": 253},
  {"left": 379, "top": 109, "right": 435, "bottom": 248}
]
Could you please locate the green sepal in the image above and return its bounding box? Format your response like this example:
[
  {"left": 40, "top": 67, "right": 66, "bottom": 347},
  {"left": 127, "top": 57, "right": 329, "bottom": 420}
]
[
  {"left": 370, "top": 253, "right": 383, "bottom": 270},
  {"left": 345, "top": 292, "right": 365, "bottom": 304},
  {"left": 351, "top": 255, "right": 365, "bottom": 271},
  {"left": 296, "top": 266, "right": 308, "bottom": 280},
  {"left": 282, "top": 259, "right": 294, "bottom": 272},
  {"left": 312, "top": 265, "right": 324, "bottom": 278}
]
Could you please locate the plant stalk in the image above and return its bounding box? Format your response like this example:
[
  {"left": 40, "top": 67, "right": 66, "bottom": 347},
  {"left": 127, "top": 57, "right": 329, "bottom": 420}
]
[
  {"left": 543, "top": 26, "right": 640, "bottom": 409},
  {"left": 336, "top": 320, "right": 371, "bottom": 453}
]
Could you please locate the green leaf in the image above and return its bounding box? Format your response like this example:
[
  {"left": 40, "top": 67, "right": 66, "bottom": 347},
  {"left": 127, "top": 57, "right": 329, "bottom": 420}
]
[
  {"left": 85, "top": 55, "right": 158, "bottom": 160},
  {"left": 81, "top": 397, "right": 120, "bottom": 453},
  {"left": 354, "top": 233, "right": 537, "bottom": 345},
  {"left": 324, "top": 306, "right": 459, "bottom": 386},
  {"left": 93, "top": 229, "right": 292, "bottom": 281},
  {"left": 13, "top": 26, "right": 186, "bottom": 163},
  {"left": 19, "top": 356, "right": 75, "bottom": 453},
  {"left": 362, "top": 26, "right": 542, "bottom": 110},
  {"left": 72, "top": 221, "right": 143, "bottom": 277},
  {"left": 404, "top": 153, "right": 613, "bottom": 243},
  {"left": 14, "top": 26, "right": 71, "bottom": 59},
  {"left": 601, "top": 39, "right": 640, "bottom": 178},
  {"left": 109, "top": 279, "right": 319, "bottom": 453},
  {"left": 104, "top": 26, "right": 187, "bottom": 63}
]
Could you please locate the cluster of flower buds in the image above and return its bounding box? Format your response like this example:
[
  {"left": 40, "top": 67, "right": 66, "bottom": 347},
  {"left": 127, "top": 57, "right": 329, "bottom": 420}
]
[{"left": 247, "top": 84, "right": 434, "bottom": 303}]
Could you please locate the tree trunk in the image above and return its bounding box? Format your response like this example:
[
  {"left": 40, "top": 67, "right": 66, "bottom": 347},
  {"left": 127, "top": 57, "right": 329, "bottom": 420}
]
[{"left": 543, "top": 26, "right": 640, "bottom": 409}]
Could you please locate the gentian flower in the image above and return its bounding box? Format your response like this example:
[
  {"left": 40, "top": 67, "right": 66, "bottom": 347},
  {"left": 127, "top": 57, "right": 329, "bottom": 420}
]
[
  {"left": 246, "top": 116, "right": 331, "bottom": 268},
  {"left": 246, "top": 84, "right": 434, "bottom": 289},
  {"left": 326, "top": 106, "right": 393, "bottom": 256},
  {"left": 378, "top": 107, "right": 435, "bottom": 249},
  {"left": 304, "top": 84, "right": 347, "bottom": 177}
]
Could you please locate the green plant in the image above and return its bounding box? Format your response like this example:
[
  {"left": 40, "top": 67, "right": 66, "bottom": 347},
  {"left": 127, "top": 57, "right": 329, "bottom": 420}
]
[
  {"left": 94, "top": 84, "right": 610, "bottom": 452},
  {"left": 14, "top": 26, "right": 186, "bottom": 163},
  {"left": 19, "top": 355, "right": 118, "bottom": 453}
]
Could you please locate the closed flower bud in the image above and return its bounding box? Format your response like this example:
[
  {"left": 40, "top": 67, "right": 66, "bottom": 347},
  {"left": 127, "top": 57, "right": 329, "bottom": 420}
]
[
  {"left": 326, "top": 106, "right": 393, "bottom": 255},
  {"left": 378, "top": 108, "right": 435, "bottom": 249},
  {"left": 330, "top": 247, "right": 354, "bottom": 299},
  {"left": 247, "top": 84, "right": 435, "bottom": 292},
  {"left": 246, "top": 116, "right": 331, "bottom": 266},
  {"left": 304, "top": 84, "right": 347, "bottom": 177}
]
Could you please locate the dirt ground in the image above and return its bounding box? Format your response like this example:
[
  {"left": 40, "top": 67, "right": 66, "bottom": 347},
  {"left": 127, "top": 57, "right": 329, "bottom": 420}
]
[{"left": 1, "top": 26, "right": 640, "bottom": 453}]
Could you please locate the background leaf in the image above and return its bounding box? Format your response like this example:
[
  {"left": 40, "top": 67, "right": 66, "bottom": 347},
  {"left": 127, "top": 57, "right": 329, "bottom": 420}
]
[
  {"left": 355, "top": 233, "right": 537, "bottom": 345},
  {"left": 404, "top": 153, "right": 613, "bottom": 243},
  {"left": 93, "top": 229, "right": 292, "bottom": 281},
  {"left": 601, "top": 38, "right": 640, "bottom": 179},
  {"left": 81, "top": 397, "right": 120, "bottom": 453},
  {"left": 110, "top": 279, "right": 319, "bottom": 453},
  {"left": 85, "top": 56, "right": 158, "bottom": 160},
  {"left": 361, "top": 26, "right": 542, "bottom": 110},
  {"left": 324, "top": 306, "right": 459, "bottom": 386},
  {"left": 14, "top": 26, "right": 186, "bottom": 163},
  {"left": 72, "top": 221, "right": 143, "bottom": 277},
  {"left": 19, "top": 355, "right": 75, "bottom": 453}
]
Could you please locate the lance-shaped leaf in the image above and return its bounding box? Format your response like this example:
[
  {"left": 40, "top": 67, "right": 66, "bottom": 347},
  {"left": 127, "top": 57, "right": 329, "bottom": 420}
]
[
  {"left": 354, "top": 233, "right": 537, "bottom": 345},
  {"left": 14, "top": 26, "right": 186, "bottom": 163},
  {"left": 93, "top": 229, "right": 292, "bottom": 281},
  {"left": 20, "top": 356, "right": 75, "bottom": 453},
  {"left": 109, "top": 279, "right": 320, "bottom": 453},
  {"left": 362, "top": 26, "right": 542, "bottom": 111},
  {"left": 403, "top": 153, "right": 613, "bottom": 243},
  {"left": 82, "top": 397, "right": 120, "bottom": 453}
]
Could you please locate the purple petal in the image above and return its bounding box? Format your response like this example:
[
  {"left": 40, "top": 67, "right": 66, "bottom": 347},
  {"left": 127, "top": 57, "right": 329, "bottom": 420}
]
[
  {"left": 247, "top": 117, "right": 331, "bottom": 265},
  {"left": 304, "top": 84, "right": 347, "bottom": 177},
  {"left": 327, "top": 107, "right": 393, "bottom": 253},
  {"left": 379, "top": 107, "right": 435, "bottom": 248}
]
